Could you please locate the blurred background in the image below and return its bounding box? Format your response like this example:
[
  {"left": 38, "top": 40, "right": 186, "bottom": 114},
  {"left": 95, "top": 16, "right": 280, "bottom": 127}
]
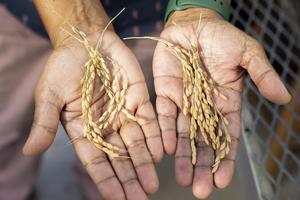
[{"left": 0, "top": 0, "right": 299, "bottom": 200}]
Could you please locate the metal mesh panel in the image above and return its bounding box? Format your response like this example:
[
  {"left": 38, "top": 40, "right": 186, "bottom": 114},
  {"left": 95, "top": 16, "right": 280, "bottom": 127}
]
[{"left": 231, "top": 0, "right": 300, "bottom": 200}]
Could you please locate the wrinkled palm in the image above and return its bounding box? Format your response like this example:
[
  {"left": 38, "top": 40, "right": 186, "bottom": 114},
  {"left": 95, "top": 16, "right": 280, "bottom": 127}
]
[
  {"left": 153, "top": 14, "right": 290, "bottom": 199},
  {"left": 23, "top": 31, "right": 163, "bottom": 200}
]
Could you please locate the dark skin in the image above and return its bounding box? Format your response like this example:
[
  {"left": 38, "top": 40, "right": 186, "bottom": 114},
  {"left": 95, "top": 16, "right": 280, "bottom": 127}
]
[
  {"left": 23, "top": 1, "right": 162, "bottom": 200},
  {"left": 154, "top": 7, "right": 291, "bottom": 199},
  {"left": 23, "top": 1, "right": 291, "bottom": 199}
]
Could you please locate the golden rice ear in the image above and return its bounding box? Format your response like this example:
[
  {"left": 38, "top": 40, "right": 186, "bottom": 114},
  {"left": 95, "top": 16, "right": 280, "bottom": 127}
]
[
  {"left": 71, "top": 10, "right": 231, "bottom": 171},
  {"left": 177, "top": 40, "right": 230, "bottom": 173},
  {"left": 125, "top": 35, "right": 231, "bottom": 173},
  {"left": 80, "top": 42, "right": 136, "bottom": 157},
  {"left": 37, "top": 3, "right": 133, "bottom": 157},
  {"left": 72, "top": 25, "right": 136, "bottom": 158}
]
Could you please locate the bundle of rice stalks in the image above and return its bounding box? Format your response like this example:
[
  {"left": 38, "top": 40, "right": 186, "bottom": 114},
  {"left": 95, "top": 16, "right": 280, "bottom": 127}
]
[
  {"left": 45, "top": 4, "right": 135, "bottom": 158},
  {"left": 125, "top": 36, "right": 231, "bottom": 173},
  {"left": 64, "top": 25, "right": 136, "bottom": 158}
]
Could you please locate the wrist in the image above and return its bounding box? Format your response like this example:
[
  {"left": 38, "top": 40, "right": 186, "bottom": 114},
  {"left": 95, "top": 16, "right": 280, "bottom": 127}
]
[
  {"left": 165, "top": 7, "right": 223, "bottom": 28},
  {"left": 33, "top": 0, "right": 112, "bottom": 48}
]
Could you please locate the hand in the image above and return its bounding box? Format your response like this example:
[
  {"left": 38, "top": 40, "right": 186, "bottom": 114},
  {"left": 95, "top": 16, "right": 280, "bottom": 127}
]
[
  {"left": 153, "top": 8, "right": 291, "bottom": 199},
  {"left": 23, "top": 17, "right": 163, "bottom": 200}
]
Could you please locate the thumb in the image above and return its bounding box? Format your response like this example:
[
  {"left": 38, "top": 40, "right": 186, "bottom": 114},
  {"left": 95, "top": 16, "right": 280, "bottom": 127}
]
[
  {"left": 23, "top": 85, "right": 63, "bottom": 155},
  {"left": 242, "top": 38, "right": 291, "bottom": 104}
]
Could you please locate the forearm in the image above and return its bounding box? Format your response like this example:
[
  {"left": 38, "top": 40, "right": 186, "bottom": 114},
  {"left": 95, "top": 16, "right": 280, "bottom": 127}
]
[
  {"left": 165, "top": 0, "right": 231, "bottom": 27},
  {"left": 165, "top": 7, "right": 222, "bottom": 28},
  {"left": 33, "top": 0, "right": 111, "bottom": 48}
]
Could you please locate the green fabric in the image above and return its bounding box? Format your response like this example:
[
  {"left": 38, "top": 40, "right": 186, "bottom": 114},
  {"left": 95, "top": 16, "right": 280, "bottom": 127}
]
[{"left": 164, "top": 0, "right": 231, "bottom": 22}]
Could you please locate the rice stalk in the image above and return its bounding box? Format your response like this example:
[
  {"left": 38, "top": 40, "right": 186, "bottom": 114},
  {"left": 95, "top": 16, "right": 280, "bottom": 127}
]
[
  {"left": 62, "top": 23, "right": 136, "bottom": 159},
  {"left": 40, "top": 3, "right": 135, "bottom": 159},
  {"left": 124, "top": 36, "right": 231, "bottom": 173}
]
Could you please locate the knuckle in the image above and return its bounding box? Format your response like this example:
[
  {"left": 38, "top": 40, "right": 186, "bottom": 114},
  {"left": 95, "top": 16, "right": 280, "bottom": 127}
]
[
  {"left": 138, "top": 116, "right": 157, "bottom": 127},
  {"left": 255, "top": 42, "right": 264, "bottom": 51},
  {"left": 177, "top": 131, "right": 189, "bottom": 139},
  {"left": 84, "top": 154, "right": 107, "bottom": 170},
  {"left": 95, "top": 175, "right": 116, "bottom": 186},
  {"left": 127, "top": 138, "right": 145, "bottom": 150},
  {"left": 122, "top": 177, "right": 137, "bottom": 186}
]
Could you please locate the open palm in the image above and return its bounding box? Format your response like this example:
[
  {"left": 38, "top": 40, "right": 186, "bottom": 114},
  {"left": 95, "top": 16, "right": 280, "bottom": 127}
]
[
  {"left": 23, "top": 31, "right": 163, "bottom": 200},
  {"left": 153, "top": 9, "right": 290, "bottom": 199}
]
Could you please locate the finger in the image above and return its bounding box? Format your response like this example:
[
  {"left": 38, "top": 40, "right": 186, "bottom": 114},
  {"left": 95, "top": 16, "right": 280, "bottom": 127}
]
[
  {"left": 122, "top": 81, "right": 163, "bottom": 162},
  {"left": 192, "top": 138, "right": 214, "bottom": 199},
  {"left": 67, "top": 127, "right": 125, "bottom": 200},
  {"left": 156, "top": 95, "right": 177, "bottom": 155},
  {"left": 214, "top": 111, "right": 240, "bottom": 189},
  {"left": 106, "top": 133, "right": 148, "bottom": 200},
  {"left": 153, "top": 43, "right": 183, "bottom": 155},
  {"left": 23, "top": 86, "right": 63, "bottom": 155},
  {"left": 120, "top": 121, "right": 159, "bottom": 194},
  {"left": 136, "top": 100, "right": 163, "bottom": 162},
  {"left": 242, "top": 38, "right": 291, "bottom": 104},
  {"left": 175, "top": 112, "right": 193, "bottom": 186}
]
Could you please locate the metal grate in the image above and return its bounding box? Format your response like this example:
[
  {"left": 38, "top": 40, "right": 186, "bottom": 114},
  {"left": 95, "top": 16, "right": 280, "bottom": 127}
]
[{"left": 231, "top": 0, "right": 300, "bottom": 200}]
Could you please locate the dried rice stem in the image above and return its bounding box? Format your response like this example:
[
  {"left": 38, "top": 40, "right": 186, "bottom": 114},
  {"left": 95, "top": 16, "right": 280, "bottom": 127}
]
[
  {"left": 125, "top": 36, "right": 231, "bottom": 173},
  {"left": 62, "top": 25, "right": 136, "bottom": 159}
]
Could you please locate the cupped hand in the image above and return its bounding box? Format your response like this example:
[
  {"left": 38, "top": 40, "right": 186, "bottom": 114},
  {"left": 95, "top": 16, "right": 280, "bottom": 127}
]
[
  {"left": 23, "top": 30, "right": 163, "bottom": 200},
  {"left": 153, "top": 8, "right": 291, "bottom": 199}
]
